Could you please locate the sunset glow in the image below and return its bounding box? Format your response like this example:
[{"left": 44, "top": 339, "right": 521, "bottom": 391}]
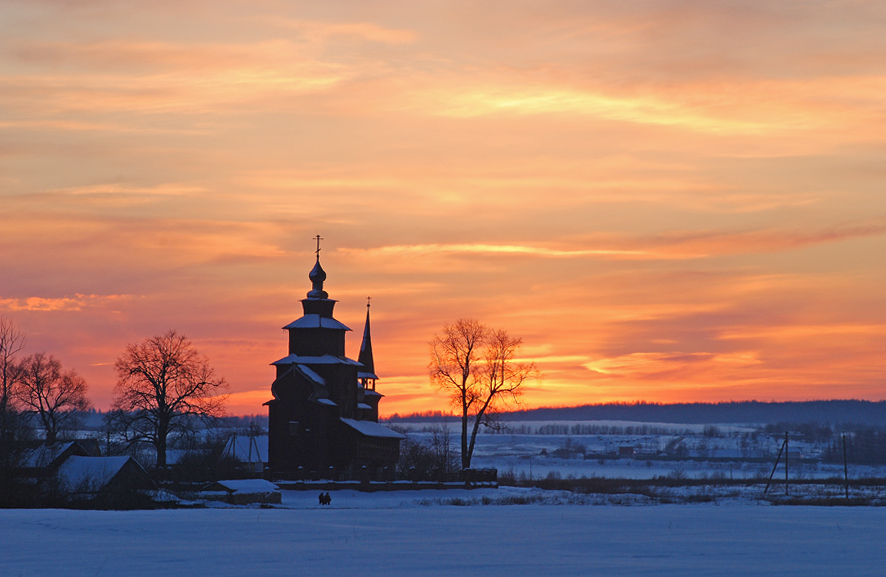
[{"left": 3, "top": 1, "right": 886, "bottom": 416}]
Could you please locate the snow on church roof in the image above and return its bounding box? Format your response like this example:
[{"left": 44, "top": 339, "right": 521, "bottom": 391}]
[
  {"left": 296, "top": 364, "right": 326, "bottom": 385},
  {"left": 341, "top": 418, "right": 405, "bottom": 439},
  {"left": 272, "top": 354, "right": 362, "bottom": 366},
  {"left": 283, "top": 314, "right": 351, "bottom": 331}
]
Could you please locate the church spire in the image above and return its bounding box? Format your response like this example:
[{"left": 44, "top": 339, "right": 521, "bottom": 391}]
[{"left": 358, "top": 297, "right": 378, "bottom": 389}]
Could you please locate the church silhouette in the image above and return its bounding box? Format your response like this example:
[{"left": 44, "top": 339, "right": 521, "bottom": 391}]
[{"left": 265, "top": 244, "right": 404, "bottom": 480}]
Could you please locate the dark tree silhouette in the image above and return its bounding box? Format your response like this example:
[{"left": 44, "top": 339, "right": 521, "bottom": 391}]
[
  {"left": 15, "top": 352, "right": 90, "bottom": 444},
  {"left": 0, "top": 316, "right": 25, "bottom": 440},
  {"left": 113, "top": 330, "right": 227, "bottom": 468},
  {"left": 429, "top": 319, "right": 538, "bottom": 469},
  {"left": 0, "top": 317, "right": 31, "bottom": 506}
]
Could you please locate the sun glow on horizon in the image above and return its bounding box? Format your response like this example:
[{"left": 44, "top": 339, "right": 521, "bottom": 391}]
[{"left": 2, "top": 0, "right": 886, "bottom": 415}]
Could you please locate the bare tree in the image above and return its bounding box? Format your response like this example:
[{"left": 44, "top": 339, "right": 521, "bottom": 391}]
[
  {"left": 112, "top": 330, "right": 227, "bottom": 468},
  {"left": 16, "top": 352, "right": 91, "bottom": 444},
  {"left": 429, "top": 319, "right": 486, "bottom": 469},
  {"left": 0, "top": 317, "right": 30, "bottom": 505},
  {"left": 429, "top": 319, "right": 538, "bottom": 469},
  {"left": 0, "top": 317, "right": 25, "bottom": 433}
]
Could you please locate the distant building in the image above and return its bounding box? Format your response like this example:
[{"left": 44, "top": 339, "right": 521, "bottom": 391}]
[
  {"left": 201, "top": 479, "right": 281, "bottom": 505},
  {"left": 264, "top": 247, "right": 404, "bottom": 480},
  {"left": 56, "top": 455, "right": 154, "bottom": 501}
]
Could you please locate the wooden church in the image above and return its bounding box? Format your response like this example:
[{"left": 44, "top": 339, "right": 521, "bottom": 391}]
[{"left": 265, "top": 244, "right": 404, "bottom": 480}]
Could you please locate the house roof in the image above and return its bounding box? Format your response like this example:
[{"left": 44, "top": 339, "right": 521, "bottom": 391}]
[
  {"left": 203, "top": 479, "right": 279, "bottom": 494},
  {"left": 22, "top": 441, "right": 89, "bottom": 469},
  {"left": 56, "top": 456, "right": 135, "bottom": 492}
]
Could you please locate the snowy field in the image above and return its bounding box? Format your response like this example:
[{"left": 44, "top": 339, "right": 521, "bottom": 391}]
[
  {"left": 395, "top": 420, "right": 886, "bottom": 481},
  {"left": 8, "top": 419, "right": 886, "bottom": 575},
  {"left": 4, "top": 487, "right": 886, "bottom": 576}
]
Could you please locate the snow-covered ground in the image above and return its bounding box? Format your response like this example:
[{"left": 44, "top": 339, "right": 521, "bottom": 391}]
[
  {"left": 395, "top": 420, "right": 886, "bottom": 481},
  {"left": 4, "top": 488, "right": 886, "bottom": 576},
  {"left": 9, "top": 420, "right": 886, "bottom": 575}
]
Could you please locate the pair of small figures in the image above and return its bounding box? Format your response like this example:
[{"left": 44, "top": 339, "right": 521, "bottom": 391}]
[{"left": 318, "top": 492, "right": 332, "bottom": 505}]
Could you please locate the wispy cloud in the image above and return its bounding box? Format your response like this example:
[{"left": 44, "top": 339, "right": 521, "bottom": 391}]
[
  {"left": 584, "top": 351, "right": 761, "bottom": 377},
  {"left": 0, "top": 293, "right": 132, "bottom": 312},
  {"left": 339, "top": 243, "right": 652, "bottom": 259},
  {"left": 264, "top": 18, "right": 418, "bottom": 45},
  {"left": 338, "top": 222, "right": 886, "bottom": 264}
]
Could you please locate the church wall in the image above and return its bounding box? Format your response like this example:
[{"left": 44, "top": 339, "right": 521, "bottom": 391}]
[{"left": 288, "top": 328, "right": 345, "bottom": 357}]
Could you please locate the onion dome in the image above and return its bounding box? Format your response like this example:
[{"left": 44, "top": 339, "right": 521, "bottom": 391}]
[{"left": 306, "top": 257, "right": 328, "bottom": 299}]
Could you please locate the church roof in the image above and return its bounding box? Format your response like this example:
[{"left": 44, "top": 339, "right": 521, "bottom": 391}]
[
  {"left": 340, "top": 418, "right": 405, "bottom": 439},
  {"left": 295, "top": 364, "right": 326, "bottom": 385},
  {"left": 357, "top": 301, "right": 378, "bottom": 379},
  {"left": 271, "top": 353, "right": 362, "bottom": 366},
  {"left": 283, "top": 314, "right": 351, "bottom": 331}
]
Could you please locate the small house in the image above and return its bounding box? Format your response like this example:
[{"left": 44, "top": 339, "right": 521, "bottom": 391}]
[{"left": 201, "top": 479, "right": 281, "bottom": 505}]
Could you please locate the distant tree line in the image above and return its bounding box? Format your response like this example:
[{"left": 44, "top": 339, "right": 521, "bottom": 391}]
[
  {"left": 388, "top": 400, "right": 886, "bottom": 427},
  {"left": 506, "top": 400, "right": 886, "bottom": 426}
]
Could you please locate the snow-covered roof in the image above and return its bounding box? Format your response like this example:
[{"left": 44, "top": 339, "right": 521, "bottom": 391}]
[
  {"left": 296, "top": 364, "right": 326, "bottom": 385},
  {"left": 341, "top": 418, "right": 405, "bottom": 439},
  {"left": 283, "top": 314, "right": 351, "bottom": 331},
  {"left": 206, "top": 479, "right": 279, "bottom": 494},
  {"left": 56, "top": 456, "right": 133, "bottom": 492},
  {"left": 316, "top": 398, "right": 337, "bottom": 406},
  {"left": 357, "top": 403, "right": 373, "bottom": 410},
  {"left": 23, "top": 442, "right": 78, "bottom": 469},
  {"left": 358, "top": 371, "right": 379, "bottom": 380},
  {"left": 224, "top": 435, "right": 269, "bottom": 463},
  {"left": 272, "top": 354, "right": 362, "bottom": 366}
]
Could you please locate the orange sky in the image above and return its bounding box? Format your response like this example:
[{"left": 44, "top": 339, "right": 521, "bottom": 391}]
[{"left": 2, "top": 0, "right": 886, "bottom": 416}]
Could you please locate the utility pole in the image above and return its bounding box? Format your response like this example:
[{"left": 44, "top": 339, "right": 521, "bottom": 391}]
[
  {"left": 840, "top": 433, "right": 849, "bottom": 501},
  {"left": 764, "top": 435, "right": 787, "bottom": 495},
  {"left": 784, "top": 431, "right": 791, "bottom": 495}
]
